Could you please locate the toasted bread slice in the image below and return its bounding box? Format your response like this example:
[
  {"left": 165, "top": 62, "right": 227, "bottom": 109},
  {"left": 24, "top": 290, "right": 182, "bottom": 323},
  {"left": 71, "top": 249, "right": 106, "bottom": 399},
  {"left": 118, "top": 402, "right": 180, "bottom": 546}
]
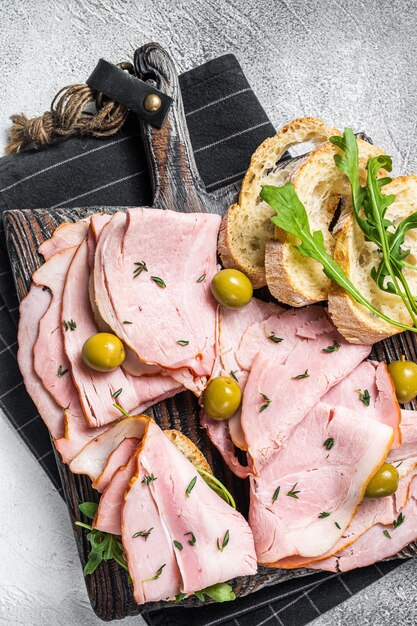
[
  {"left": 164, "top": 429, "right": 212, "bottom": 473},
  {"left": 328, "top": 176, "right": 417, "bottom": 343},
  {"left": 264, "top": 138, "right": 386, "bottom": 306},
  {"left": 218, "top": 118, "right": 340, "bottom": 288}
]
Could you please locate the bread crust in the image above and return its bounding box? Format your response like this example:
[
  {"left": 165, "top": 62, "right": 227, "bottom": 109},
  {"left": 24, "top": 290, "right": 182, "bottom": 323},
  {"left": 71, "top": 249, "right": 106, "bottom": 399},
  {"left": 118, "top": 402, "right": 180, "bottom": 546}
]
[{"left": 164, "top": 428, "right": 212, "bottom": 473}]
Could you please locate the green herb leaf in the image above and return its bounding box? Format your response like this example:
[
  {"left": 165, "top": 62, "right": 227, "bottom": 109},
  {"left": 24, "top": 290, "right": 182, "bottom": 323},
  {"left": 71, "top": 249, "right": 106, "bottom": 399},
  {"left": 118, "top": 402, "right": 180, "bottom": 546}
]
[
  {"left": 217, "top": 529, "right": 230, "bottom": 552},
  {"left": 112, "top": 403, "right": 131, "bottom": 418},
  {"left": 323, "top": 438, "right": 334, "bottom": 450},
  {"left": 356, "top": 389, "right": 371, "bottom": 407},
  {"left": 383, "top": 529, "right": 392, "bottom": 539},
  {"left": 196, "top": 273, "right": 206, "bottom": 283},
  {"left": 260, "top": 182, "right": 417, "bottom": 333},
  {"left": 291, "top": 370, "right": 310, "bottom": 380},
  {"left": 335, "top": 521, "right": 341, "bottom": 530},
  {"left": 186, "top": 476, "right": 197, "bottom": 497},
  {"left": 184, "top": 531, "right": 196, "bottom": 546},
  {"left": 175, "top": 592, "right": 187, "bottom": 602},
  {"left": 133, "top": 261, "right": 148, "bottom": 278},
  {"left": 63, "top": 319, "right": 77, "bottom": 331},
  {"left": 393, "top": 512, "right": 405, "bottom": 529},
  {"left": 173, "top": 540, "right": 183, "bottom": 550},
  {"left": 151, "top": 276, "right": 166, "bottom": 288},
  {"left": 79, "top": 502, "right": 99, "bottom": 519},
  {"left": 112, "top": 388, "right": 122, "bottom": 399},
  {"left": 286, "top": 483, "right": 300, "bottom": 499},
  {"left": 141, "top": 473, "right": 157, "bottom": 486},
  {"left": 57, "top": 365, "right": 68, "bottom": 377},
  {"left": 260, "top": 392, "right": 272, "bottom": 412},
  {"left": 198, "top": 583, "right": 235, "bottom": 603},
  {"left": 272, "top": 486, "right": 280, "bottom": 504},
  {"left": 322, "top": 341, "right": 341, "bottom": 353},
  {"left": 318, "top": 511, "right": 331, "bottom": 518},
  {"left": 142, "top": 564, "right": 166, "bottom": 582},
  {"left": 132, "top": 528, "right": 153, "bottom": 540},
  {"left": 267, "top": 331, "right": 283, "bottom": 343},
  {"left": 230, "top": 370, "right": 239, "bottom": 382},
  {"left": 123, "top": 320, "right": 132, "bottom": 324},
  {"left": 176, "top": 340, "right": 190, "bottom": 346},
  {"left": 196, "top": 466, "right": 236, "bottom": 509}
]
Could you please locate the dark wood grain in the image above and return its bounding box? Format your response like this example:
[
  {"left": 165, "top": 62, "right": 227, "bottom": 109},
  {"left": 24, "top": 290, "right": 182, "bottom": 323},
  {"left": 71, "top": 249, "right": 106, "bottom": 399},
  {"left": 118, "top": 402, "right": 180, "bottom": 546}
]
[{"left": 3, "top": 43, "right": 416, "bottom": 621}]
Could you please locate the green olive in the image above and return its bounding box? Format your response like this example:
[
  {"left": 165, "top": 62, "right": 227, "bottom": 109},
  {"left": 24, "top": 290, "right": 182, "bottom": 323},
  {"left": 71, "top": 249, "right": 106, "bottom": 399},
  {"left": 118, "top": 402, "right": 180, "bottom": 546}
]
[
  {"left": 388, "top": 356, "right": 417, "bottom": 403},
  {"left": 82, "top": 332, "right": 126, "bottom": 372},
  {"left": 211, "top": 269, "right": 253, "bottom": 309},
  {"left": 203, "top": 376, "right": 242, "bottom": 420},
  {"left": 365, "top": 463, "right": 399, "bottom": 499}
]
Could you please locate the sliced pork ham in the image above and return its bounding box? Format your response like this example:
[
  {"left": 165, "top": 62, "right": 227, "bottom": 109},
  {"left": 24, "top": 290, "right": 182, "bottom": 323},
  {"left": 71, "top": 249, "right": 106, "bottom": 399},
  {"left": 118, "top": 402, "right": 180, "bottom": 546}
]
[
  {"left": 249, "top": 402, "right": 394, "bottom": 565},
  {"left": 94, "top": 209, "right": 221, "bottom": 391},
  {"left": 122, "top": 420, "right": 256, "bottom": 604},
  {"left": 54, "top": 408, "right": 108, "bottom": 464},
  {"left": 242, "top": 331, "right": 370, "bottom": 471},
  {"left": 17, "top": 284, "right": 64, "bottom": 439},
  {"left": 94, "top": 453, "right": 137, "bottom": 535},
  {"left": 323, "top": 361, "right": 401, "bottom": 447},
  {"left": 38, "top": 219, "right": 90, "bottom": 260},
  {"left": 92, "top": 437, "right": 139, "bottom": 492}
]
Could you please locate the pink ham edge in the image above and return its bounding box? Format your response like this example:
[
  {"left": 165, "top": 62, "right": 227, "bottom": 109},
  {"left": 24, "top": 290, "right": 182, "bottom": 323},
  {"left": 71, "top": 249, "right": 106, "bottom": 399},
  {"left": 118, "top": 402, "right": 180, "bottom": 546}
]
[
  {"left": 135, "top": 421, "right": 257, "bottom": 594},
  {"left": 241, "top": 327, "right": 370, "bottom": 472},
  {"left": 249, "top": 402, "right": 394, "bottom": 565},
  {"left": 38, "top": 219, "right": 90, "bottom": 260},
  {"left": 94, "top": 452, "right": 137, "bottom": 535},
  {"left": 323, "top": 360, "right": 401, "bottom": 447},
  {"left": 17, "top": 284, "right": 64, "bottom": 439},
  {"left": 94, "top": 209, "right": 220, "bottom": 391},
  {"left": 92, "top": 437, "right": 139, "bottom": 492}
]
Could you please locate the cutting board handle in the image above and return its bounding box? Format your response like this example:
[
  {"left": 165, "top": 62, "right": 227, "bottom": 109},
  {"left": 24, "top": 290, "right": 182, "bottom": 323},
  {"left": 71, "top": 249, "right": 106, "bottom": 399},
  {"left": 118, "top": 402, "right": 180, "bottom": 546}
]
[{"left": 134, "top": 42, "right": 221, "bottom": 214}]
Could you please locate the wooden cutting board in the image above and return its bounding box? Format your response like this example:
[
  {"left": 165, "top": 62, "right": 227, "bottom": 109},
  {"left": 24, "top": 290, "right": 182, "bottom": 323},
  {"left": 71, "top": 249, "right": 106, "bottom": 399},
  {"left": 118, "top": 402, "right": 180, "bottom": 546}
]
[{"left": 3, "top": 43, "right": 415, "bottom": 621}]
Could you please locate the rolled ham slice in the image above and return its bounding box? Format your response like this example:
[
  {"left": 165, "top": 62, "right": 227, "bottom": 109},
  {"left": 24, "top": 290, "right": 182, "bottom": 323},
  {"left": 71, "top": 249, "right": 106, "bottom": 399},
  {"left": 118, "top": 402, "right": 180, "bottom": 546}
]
[
  {"left": 94, "top": 209, "right": 221, "bottom": 391},
  {"left": 249, "top": 402, "right": 394, "bottom": 565},
  {"left": 17, "top": 284, "right": 64, "bottom": 439}
]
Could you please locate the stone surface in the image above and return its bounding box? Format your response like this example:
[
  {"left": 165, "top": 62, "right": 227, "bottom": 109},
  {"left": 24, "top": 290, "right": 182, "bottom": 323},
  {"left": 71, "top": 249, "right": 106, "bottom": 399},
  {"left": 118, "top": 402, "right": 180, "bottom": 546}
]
[{"left": 1, "top": 0, "right": 417, "bottom": 624}]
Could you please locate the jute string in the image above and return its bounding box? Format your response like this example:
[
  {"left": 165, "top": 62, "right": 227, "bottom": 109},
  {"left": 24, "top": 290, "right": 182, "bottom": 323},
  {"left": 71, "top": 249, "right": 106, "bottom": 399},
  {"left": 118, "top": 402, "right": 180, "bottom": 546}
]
[{"left": 5, "top": 83, "right": 128, "bottom": 155}]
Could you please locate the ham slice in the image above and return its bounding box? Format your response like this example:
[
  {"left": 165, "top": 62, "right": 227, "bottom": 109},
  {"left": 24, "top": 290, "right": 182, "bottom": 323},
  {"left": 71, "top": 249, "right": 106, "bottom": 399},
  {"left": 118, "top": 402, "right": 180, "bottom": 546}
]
[
  {"left": 94, "top": 209, "right": 221, "bottom": 391},
  {"left": 200, "top": 411, "right": 252, "bottom": 479},
  {"left": 249, "top": 402, "right": 394, "bottom": 565},
  {"left": 122, "top": 420, "right": 256, "bottom": 604},
  {"left": 32, "top": 247, "right": 82, "bottom": 411},
  {"left": 17, "top": 284, "right": 64, "bottom": 439},
  {"left": 38, "top": 219, "right": 90, "bottom": 260},
  {"left": 92, "top": 437, "right": 139, "bottom": 492},
  {"left": 94, "top": 453, "right": 137, "bottom": 535},
  {"left": 323, "top": 361, "right": 401, "bottom": 447},
  {"left": 241, "top": 330, "right": 370, "bottom": 471},
  {"left": 54, "top": 408, "right": 108, "bottom": 463},
  {"left": 312, "top": 475, "right": 417, "bottom": 572},
  {"left": 69, "top": 415, "right": 148, "bottom": 480},
  {"left": 388, "top": 410, "right": 417, "bottom": 462}
]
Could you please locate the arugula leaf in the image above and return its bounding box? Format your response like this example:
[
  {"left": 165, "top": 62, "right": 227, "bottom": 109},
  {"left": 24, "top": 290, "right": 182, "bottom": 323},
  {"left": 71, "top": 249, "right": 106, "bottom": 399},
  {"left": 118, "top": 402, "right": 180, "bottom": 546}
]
[
  {"left": 260, "top": 183, "right": 417, "bottom": 333},
  {"left": 79, "top": 501, "right": 99, "bottom": 519},
  {"left": 177, "top": 583, "right": 236, "bottom": 603}
]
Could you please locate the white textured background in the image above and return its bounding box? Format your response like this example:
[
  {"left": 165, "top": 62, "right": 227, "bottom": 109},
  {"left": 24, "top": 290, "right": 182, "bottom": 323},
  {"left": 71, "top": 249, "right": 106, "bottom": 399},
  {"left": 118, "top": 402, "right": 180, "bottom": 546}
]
[{"left": 2, "top": 0, "right": 417, "bottom": 624}]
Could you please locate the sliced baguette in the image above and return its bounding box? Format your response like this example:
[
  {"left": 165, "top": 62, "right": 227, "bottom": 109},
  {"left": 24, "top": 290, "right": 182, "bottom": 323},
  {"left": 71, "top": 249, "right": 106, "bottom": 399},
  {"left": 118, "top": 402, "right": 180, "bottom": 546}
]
[
  {"left": 164, "top": 429, "right": 212, "bottom": 473},
  {"left": 218, "top": 117, "right": 340, "bottom": 287},
  {"left": 265, "top": 138, "right": 385, "bottom": 306},
  {"left": 328, "top": 175, "right": 417, "bottom": 344}
]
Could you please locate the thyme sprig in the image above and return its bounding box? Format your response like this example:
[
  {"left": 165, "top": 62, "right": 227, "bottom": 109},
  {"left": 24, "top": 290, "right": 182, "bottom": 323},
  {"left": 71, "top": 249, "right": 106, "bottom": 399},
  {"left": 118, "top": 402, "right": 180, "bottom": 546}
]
[
  {"left": 63, "top": 319, "right": 77, "bottom": 331},
  {"left": 356, "top": 389, "right": 371, "bottom": 407},
  {"left": 260, "top": 392, "right": 272, "bottom": 412},
  {"left": 133, "top": 261, "right": 148, "bottom": 278},
  {"left": 291, "top": 370, "right": 310, "bottom": 380},
  {"left": 133, "top": 528, "right": 153, "bottom": 540},
  {"left": 286, "top": 483, "right": 300, "bottom": 499},
  {"left": 217, "top": 529, "right": 230, "bottom": 552}
]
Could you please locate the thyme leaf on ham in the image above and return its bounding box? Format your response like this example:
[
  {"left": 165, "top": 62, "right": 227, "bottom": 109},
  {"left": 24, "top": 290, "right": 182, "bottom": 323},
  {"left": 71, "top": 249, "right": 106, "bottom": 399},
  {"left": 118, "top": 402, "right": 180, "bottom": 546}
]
[
  {"left": 141, "top": 473, "right": 157, "bottom": 486},
  {"left": 217, "top": 529, "right": 230, "bottom": 552},
  {"left": 176, "top": 340, "right": 190, "bottom": 346},
  {"left": 186, "top": 476, "right": 197, "bottom": 497},
  {"left": 393, "top": 512, "right": 405, "bottom": 529},
  {"left": 196, "top": 273, "right": 206, "bottom": 283},
  {"left": 57, "top": 365, "right": 68, "bottom": 377},
  {"left": 291, "top": 370, "right": 310, "bottom": 380},
  {"left": 260, "top": 392, "right": 272, "bottom": 412},
  {"left": 230, "top": 370, "right": 239, "bottom": 382},
  {"left": 142, "top": 564, "right": 166, "bottom": 582},
  {"left": 335, "top": 521, "right": 341, "bottom": 530},
  {"left": 123, "top": 320, "right": 132, "bottom": 325},
  {"left": 63, "top": 319, "right": 77, "bottom": 331},
  {"left": 133, "top": 261, "right": 148, "bottom": 278},
  {"left": 356, "top": 388, "right": 371, "bottom": 407},
  {"left": 383, "top": 530, "right": 392, "bottom": 539},
  {"left": 286, "top": 483, "right": 300, "bottom": 499},
  {"left": 133, "top": 528, "right": 153, "bottom": 540},
  {"left": 112, "top": 388, "right": 122, "bottom": 399},
  {"left": 267, "top": 331, "right": 283, "bottom": 343},
  {"left": 113, "top": 403, "right": 131, "bottom": 418},
  {"left": 184, "top": 531, "right": 196, "bottom": 546},
  {"left": 151, "top": 276, "right": 166, "bottom": 288},
  {"left": 173, "top": 540, "right": 184, "bottom": 550},
  {"left": 322, "top": 341, "right": 341, "bottom": 353},
  {"left": 272, "top": 486, "right": 280, "bottom": 504},
  {"left": 318, "top": 511, "right": 331, "bottom": 518},
  {"left": 323, "top": 438, "right": 335, "bottom": 450}
]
